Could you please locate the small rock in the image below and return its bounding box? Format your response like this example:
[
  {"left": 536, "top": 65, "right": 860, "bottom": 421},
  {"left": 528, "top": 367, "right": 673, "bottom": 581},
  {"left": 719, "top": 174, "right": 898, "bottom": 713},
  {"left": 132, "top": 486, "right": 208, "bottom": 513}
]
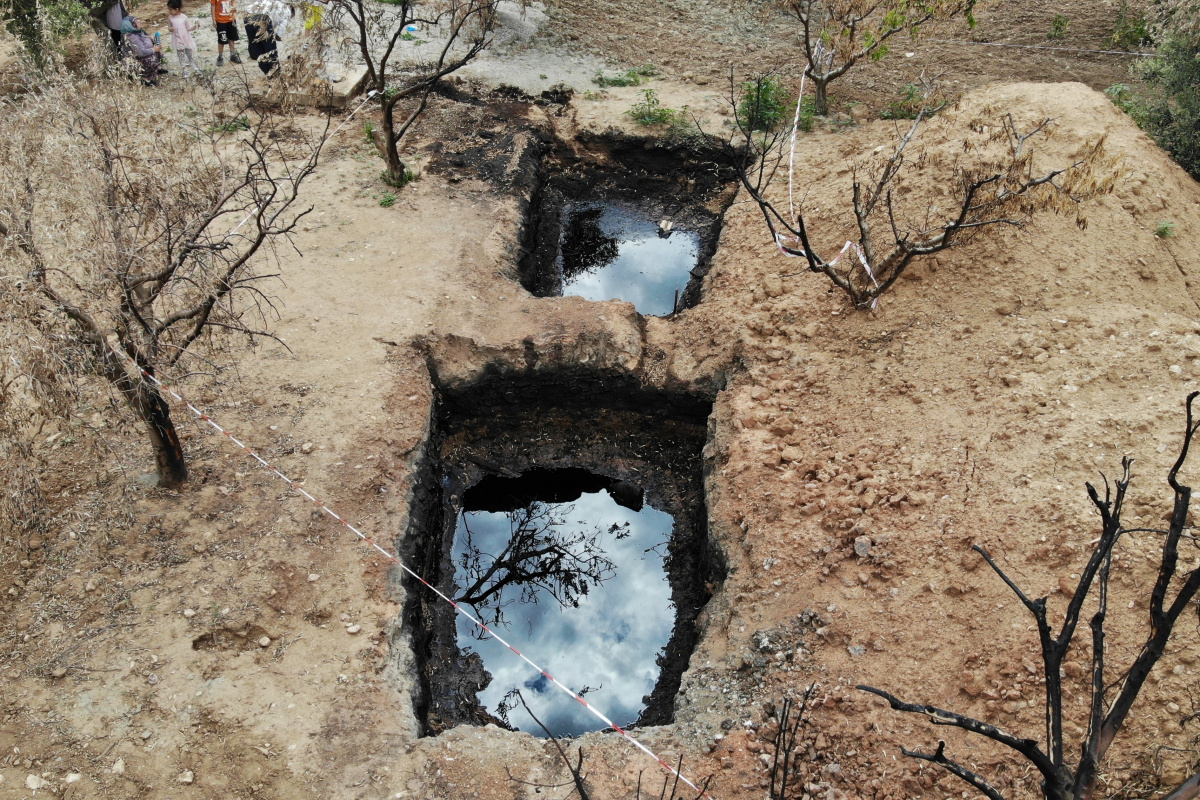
[
  {"left": 763, "top": 275, "right": 784, "bottom": 298},
  {"left": 65, "top": 773, "right": 82, "bottom": 784},
  {"left": 768, "top": 418, "right": 795, "bottom": 437},
  {"left": 258, "top": 636, "right": 271, "bottom": 648},
  {"left": 853, "top": 535, "right": 872, "bottom": 558},
  {"left": 193, "top": 543, "right": 206, "bottom": 554},
  {"left": 84, "top": 578, "right": 98, "bottom": 592},
  {"left": 307, "top": 573, "right": 320, "bottom": 582},
  {"left": 111, "top": 758, "right": 125, "bottom": 775},
  {"left": 141, "top": 730, "right": 152, "bottom": 740},
  {"left": 300, "top": 442, "right": 315, "bottom": 454},
  {"left": 183, "top": 609, "right": 196, "bottom": 618},
  {"left": 346, "top": 624, "right": 361, "bottom": 634},
  {"left": 51, "top": 666, "right": 67, "bottom": 678},
  {"left": 1170, "top": 364, "right": 1183, "bottom": 375},
  {"left": 847, "top": 645, "right": 867, "bottom": 657},
  {"left": 780, "top": 445, "right": 805, "bottom": 463},
  {"left": 147, "top": 673, "right": 159, "bottom": 685},
  {"left": 177, "top": 770, "right": 194, "bottom": 784},
  {"left": 26, "top": 775, "right": 47, "bottom": 790}
]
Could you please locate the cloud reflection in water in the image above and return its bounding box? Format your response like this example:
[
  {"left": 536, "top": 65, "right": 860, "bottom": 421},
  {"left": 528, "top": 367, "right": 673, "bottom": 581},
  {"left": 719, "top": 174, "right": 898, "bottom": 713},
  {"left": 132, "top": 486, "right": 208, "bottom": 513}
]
[
  {"left": 559, "top": 201, "right": 700, "bottom": 317},
  {"left": 453, "top": 490, "right": 675, "bottom": 737}
]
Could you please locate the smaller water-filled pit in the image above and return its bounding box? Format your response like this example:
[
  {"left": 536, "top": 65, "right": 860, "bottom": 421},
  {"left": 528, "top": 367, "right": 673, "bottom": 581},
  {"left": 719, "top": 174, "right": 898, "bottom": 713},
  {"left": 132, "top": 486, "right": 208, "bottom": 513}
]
[
  {"left": 520, "top": 139, "right": 737, "bottom": 316},
  {"left": 400, "top": 385, "right": 723, "bottom": 738}
]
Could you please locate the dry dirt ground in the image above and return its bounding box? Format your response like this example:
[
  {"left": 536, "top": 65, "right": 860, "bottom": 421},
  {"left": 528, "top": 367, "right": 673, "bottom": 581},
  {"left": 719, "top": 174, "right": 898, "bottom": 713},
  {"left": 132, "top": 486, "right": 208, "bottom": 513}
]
[{"left": 4, "top": 2, "right": 1200, "bottom": 800}]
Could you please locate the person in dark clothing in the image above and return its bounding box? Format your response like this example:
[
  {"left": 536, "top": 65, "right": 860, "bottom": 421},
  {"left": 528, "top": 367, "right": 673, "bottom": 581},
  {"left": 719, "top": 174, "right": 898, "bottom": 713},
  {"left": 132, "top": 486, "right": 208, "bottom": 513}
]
[
  {"left": 242, "top": 0, "right": 293, "bottom": 76},
  {"left": 90, "top": 0, "right": 129, "bottom": 52},
  {"left": 120, "top": 16, "right": 163, "bottom": 85}
]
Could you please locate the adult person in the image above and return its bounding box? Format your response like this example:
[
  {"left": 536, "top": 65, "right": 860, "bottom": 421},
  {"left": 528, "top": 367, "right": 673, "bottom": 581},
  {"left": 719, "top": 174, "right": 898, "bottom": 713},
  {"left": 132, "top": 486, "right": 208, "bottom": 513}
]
[
  {"left": 242, "top": 0, "right": 293, "bottom": 76},
  {"left": 89, "top": 0, "right": 129, "bottom": 52},
  {"left": 120, "top": 16, "right": 163, "bottom": 85}
]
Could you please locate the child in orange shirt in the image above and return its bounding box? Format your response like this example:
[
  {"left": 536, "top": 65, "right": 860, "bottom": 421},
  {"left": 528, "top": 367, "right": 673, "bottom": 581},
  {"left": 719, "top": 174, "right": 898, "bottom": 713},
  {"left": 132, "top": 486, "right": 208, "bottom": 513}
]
[{"left": 210, "top": 0, "right": 242, "bottom": 65}]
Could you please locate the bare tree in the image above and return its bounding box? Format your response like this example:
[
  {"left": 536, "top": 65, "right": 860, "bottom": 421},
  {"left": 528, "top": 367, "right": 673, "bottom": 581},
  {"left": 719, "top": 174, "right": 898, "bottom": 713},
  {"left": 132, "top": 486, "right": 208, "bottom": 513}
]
[
  {"left": 455, "top": 501, "right": 619, "bottom": 630},
  {"left": 331, "top": 0, "right": 498, "bottom": 186},
  {"left": 727, "top": 79, "right": 1118, "bottom": 309},
  {"left": 0, "top": 66, "right": 328, "bottom": 489},
  {"left": 758, "top": 0, "right": 977, "bottom": 115},
  {"left": 860, "top": 392, "right": 1200, "bottom": 800}
]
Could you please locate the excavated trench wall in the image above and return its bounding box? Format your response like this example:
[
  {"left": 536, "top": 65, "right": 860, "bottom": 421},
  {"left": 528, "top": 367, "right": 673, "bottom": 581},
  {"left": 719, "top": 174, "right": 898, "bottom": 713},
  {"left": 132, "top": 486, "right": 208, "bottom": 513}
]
[
  {"left": 399, "top": 369, "right": 726, "bottom": 737},
  {"left": 386, "top": 113, "right": 743, "bottom": 739}
]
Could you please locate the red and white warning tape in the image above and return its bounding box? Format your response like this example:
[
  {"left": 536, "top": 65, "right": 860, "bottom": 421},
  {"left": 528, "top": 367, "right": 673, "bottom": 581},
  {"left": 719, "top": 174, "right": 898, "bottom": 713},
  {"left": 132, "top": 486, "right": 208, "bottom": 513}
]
[{"left": 110, "top": 348, "right": 714, "bottom": 798}]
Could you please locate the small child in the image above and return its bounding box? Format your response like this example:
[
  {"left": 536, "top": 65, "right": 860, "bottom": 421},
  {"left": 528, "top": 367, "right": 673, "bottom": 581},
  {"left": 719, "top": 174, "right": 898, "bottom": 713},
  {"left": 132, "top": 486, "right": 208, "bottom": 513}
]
[
  {"left": 210, "top": 0, "right": 243, "bottom": 65},
  {"left": 166, "top": 0, "right": 199, "bottom": 78}
]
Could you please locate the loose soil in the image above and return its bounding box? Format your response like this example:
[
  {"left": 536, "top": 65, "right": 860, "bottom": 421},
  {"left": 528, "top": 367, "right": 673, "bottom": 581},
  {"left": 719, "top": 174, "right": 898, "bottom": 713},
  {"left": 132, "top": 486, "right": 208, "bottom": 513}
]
[{"left": 4, "top": 2, "right": 1200, "bottom": 800}]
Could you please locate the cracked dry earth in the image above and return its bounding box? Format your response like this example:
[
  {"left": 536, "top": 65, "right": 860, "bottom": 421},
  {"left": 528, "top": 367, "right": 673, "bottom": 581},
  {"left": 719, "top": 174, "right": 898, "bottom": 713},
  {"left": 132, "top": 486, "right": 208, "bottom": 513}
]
[{"left": 5, "top": 3, "right": 1200, "bottom": 800}]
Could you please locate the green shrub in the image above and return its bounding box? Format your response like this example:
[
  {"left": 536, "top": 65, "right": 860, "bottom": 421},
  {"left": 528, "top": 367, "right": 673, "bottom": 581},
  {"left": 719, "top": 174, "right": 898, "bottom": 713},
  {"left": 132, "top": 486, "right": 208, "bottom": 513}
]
[
  {"left": 626, "top": 88, "right": 681, "bottom": 126},
  {"left": 736, "top": 75, "right": 792, "bottom": 132},
  {"left": 593, "top": 65, "right": 658, "bottom": 88},
  {"left": 1049, "top": 14, "right": 1070, "bottom": 39},
  {"left": 1156, "top": 220, "right": 1175, "bottom": 238},
  {"left": 211, "top": 116, "right": 251, "bottom": 133},
  {"left": 379, "top": 193, "right": 397, "bottom": 208},
  {"left": 1104, "top": 83, "right": 1137, "bottom": 113},
  {"left": 880, "top": 83, "right": 923, "bottom": 120},
  {"left": 1111, "top": 0, "right": 1151, "bottom": 49},
  {"left": 1132, "top": 33, "right": 1200, "bottom": 179}
]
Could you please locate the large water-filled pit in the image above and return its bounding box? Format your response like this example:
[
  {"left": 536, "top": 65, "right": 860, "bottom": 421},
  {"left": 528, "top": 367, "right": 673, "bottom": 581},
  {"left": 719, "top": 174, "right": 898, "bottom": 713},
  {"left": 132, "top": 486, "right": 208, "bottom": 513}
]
[{"left": 400, "top": 380, "right": 724, "bottom": 738}]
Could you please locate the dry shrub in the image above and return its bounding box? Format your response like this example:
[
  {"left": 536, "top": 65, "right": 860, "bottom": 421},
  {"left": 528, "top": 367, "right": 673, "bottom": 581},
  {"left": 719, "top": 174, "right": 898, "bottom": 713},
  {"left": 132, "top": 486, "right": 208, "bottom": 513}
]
[{"left": 0, "top": 50, "right": 328, "bottom": 529}]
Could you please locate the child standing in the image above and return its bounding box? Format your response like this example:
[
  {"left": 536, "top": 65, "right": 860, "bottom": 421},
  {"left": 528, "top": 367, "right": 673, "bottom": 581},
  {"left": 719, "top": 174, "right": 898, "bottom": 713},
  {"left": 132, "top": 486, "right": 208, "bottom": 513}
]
[
  {"left": 167, "top": 0, "right": 199, "bottom": 77},
  {"left": 210, "top": 0, "right": 242, "bottom": 65}
]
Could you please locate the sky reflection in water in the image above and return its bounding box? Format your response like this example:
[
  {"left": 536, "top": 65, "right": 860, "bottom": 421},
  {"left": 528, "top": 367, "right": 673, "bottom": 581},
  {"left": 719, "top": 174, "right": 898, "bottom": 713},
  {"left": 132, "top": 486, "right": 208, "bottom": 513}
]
[
  {"left": 559, "top": 201, "right": 700, "bottom": 317},
  {"left": 453, "top": 490, "right": 674, "bottom": 737}
]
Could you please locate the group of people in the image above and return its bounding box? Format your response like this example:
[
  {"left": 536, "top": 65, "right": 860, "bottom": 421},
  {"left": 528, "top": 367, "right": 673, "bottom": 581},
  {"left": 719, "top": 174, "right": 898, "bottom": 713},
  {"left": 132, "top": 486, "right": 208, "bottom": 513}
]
[{"left": 95, "top": 0, "right": 324, "bottom": 85}]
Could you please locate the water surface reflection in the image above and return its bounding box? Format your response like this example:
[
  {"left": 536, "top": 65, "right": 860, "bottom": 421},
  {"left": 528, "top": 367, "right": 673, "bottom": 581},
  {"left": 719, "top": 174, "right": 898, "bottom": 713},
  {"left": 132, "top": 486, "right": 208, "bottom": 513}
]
[
  {"left": 452, "top": 487, "right": 674, "bottom": 737},
  {"left": 559, "top": 201, "right": 700, "bottom": 317}
]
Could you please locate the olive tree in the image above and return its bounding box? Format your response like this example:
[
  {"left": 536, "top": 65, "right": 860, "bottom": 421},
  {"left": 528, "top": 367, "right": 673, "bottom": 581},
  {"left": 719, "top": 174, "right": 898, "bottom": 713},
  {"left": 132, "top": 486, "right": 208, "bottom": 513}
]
[{"left": 726, "top": 79, "right": 1118, "bottom": 309}]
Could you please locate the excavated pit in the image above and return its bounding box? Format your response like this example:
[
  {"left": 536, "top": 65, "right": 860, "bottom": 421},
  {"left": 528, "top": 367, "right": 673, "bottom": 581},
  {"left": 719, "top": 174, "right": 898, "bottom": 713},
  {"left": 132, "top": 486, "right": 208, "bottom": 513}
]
[
  {"left": 520, "top": 135, "right": 738, "bottom": 316},
  {"left": 400, "top": 379, "right": 724, "bottom": 738}
]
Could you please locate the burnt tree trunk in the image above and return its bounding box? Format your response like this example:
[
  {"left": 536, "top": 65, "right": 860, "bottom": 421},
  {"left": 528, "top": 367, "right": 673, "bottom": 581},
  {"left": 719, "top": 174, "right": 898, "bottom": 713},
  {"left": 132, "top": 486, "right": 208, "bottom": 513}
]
[
  {"left": 135, "top": 381, "right": 188, "bottom": 489},
  {"left": 101, "top": 350, "right": 188, "bottom": 489}
]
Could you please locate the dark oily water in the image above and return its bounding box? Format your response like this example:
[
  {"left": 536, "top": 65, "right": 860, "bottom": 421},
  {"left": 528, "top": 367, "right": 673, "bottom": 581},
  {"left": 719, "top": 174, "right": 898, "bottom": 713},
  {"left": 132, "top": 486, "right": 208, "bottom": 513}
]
[
  {"left": 452, "top": 487, "right": 674, "bottom": 737},
  {"left": 559, "top": 200, "right": 700, "bottom": 317}
]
